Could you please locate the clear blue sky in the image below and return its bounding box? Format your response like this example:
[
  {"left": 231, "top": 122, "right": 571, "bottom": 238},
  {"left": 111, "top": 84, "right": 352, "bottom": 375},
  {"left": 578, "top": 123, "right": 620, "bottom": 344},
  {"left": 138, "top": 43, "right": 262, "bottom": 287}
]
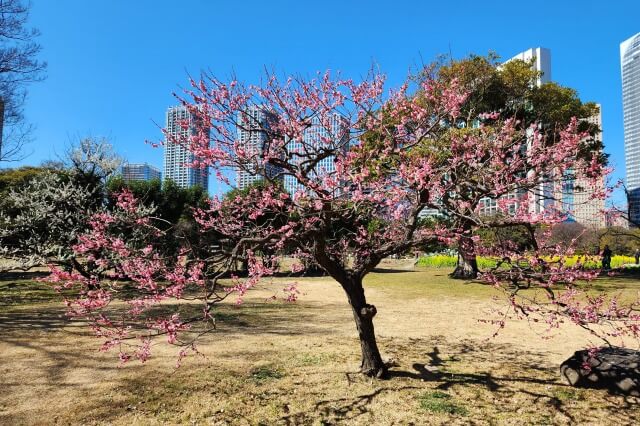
[{"left": 15, "top": 0, "right": 640, "bottom": 197}]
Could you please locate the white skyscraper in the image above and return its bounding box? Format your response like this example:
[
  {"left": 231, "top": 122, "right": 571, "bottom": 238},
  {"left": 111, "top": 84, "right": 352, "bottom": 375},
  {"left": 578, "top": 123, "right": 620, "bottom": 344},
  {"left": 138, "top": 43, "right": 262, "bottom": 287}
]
[
  {"left": 425, "top": 49, "right": 553, "bottom": 220},
  {"left": 422, "top": 48, "right": 604, "bottom": 226},
  {"left": 121, "top": 163, "right": 161, "bottom": 183},
  {"left": 621, "top": 33, "right": 640, "bottom": 225},
  {"left": 163, "top": 105, "right": 209, "bottom": 191},
  {"left": 556, "top": 106, "right": 606, "bottom": 229},
  {"left": 507, "top": 48, "right": 554, "bottom": 215},
  {"left": 284, "top": 114, "right": 349, "bottom": 195},
  {"left": 236, "top": 106, "right": 282, "bottom": 190},
  {"left": 498, "top": 48, "right": 604, "bottom": 227},
  {"left": 507, "top": 47, "right": 552, "bottom": 85}
]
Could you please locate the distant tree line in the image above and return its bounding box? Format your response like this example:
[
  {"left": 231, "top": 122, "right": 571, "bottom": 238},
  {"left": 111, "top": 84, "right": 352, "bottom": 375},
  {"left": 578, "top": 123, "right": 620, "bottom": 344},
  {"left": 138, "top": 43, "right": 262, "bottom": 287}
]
[{"left": 0, "top": 137, "right": 210, "bottom": 272}]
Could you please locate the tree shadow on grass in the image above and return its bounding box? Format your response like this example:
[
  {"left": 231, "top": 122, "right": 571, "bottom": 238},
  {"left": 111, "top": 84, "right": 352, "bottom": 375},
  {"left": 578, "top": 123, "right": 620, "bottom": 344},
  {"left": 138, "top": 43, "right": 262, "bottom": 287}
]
[
  {"left": 279, "top": 386, "right": 422, "bottom": 425},
  {"left": 278, "top": 337, "right": 581, "bottom": 424},
  {"left": 5, "top": 307, "right": 637, "bottom": 425},
  {"left": 0, "top": 270, "right": 51, "bottom": 281},
  {"left": 278, "top": 336, "right": 640, "bottom": 425},
  {"left": 385, "top": 337, "right": 640, "bottom": 423},
  {"left": 0, "top": 308, "right": 77, "bottom": 332},
  {"left": 0, "top": 279, "right": 69, "bottom": 306}
]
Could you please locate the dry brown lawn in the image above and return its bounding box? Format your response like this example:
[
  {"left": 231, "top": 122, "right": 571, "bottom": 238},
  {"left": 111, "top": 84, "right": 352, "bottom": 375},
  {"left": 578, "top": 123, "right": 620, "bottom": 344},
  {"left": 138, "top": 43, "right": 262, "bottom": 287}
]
[{"left": 1, "top": 261, "right": 640, "bottom": 425}]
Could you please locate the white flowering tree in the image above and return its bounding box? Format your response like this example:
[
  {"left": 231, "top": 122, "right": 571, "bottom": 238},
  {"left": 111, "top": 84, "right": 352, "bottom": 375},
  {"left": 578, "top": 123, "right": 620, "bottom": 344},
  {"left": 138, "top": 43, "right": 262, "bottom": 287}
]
[{"left": 0, "top": 172, "right": 97, "bottom": 272}]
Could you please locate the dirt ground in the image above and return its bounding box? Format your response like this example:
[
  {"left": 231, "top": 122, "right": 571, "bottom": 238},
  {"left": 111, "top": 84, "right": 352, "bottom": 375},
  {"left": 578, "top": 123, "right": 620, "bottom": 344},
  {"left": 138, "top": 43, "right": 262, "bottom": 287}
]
[{"left": 1, "top": 262, "right": 640, "bottom": 425}]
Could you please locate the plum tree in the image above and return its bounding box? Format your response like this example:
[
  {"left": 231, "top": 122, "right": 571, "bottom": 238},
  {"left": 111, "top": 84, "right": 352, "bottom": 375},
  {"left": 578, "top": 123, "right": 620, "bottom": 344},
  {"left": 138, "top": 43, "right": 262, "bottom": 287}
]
[{"left": 51, "top": 66, "right": 620, "bottom": 378}]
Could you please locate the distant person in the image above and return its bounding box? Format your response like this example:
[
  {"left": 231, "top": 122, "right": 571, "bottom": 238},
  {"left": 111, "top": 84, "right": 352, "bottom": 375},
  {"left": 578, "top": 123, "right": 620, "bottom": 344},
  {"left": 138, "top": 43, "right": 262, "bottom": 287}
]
[
  {"left": 635, "top": 249, "right": 640, "bottom": 265},
  {"left": 601, "top": 245, "right": 612, "bottom": 270}
]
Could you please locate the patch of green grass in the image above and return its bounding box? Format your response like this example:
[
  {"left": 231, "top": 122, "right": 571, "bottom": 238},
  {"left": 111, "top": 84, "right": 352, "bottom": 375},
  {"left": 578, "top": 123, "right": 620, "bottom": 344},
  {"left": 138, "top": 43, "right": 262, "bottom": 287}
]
[
  {"left": 249, "top": 365, "right": 283, "bottom": 383},
  {"left": 537, "top": 414, "right": 553, "bottom": 425},
  {"left": 418, "top": 391, "right": 468, "bottom": 416},
  {"left": 363, "top": 269, "right": 496, "bottom": 299},
  {"left": 552, "top": 388, "right": 582, "bottom": 401},
  {"left": 362, "top": 265, "right": 640, "bottom": 304},
  {"left": 296, "top": 352, "right": 333, "bottom": 366},
  {"left": 0, "top": 278, "right": 69, "bottom": 308}
]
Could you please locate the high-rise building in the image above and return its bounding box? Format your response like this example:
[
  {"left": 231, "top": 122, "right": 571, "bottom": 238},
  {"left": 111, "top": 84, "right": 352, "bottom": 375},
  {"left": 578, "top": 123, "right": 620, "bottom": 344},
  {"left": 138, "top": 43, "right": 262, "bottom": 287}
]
[
  {"left": 510, "top": 48, "right": 606, "bottom": 228},
  {"left": 284, "top": 114, "right": 349, "bottom": 195},
  {"left": 424, "top": 49, "right": 552, "bottom": 220},
  {"left": 235, "top": 106, "right": 282, "bottom": 190},
  {"left": 421, "top": 48, "right": 604, "bottom": 226},
  {"left": 121, "top": 163, "right": 161, "bottom": 183},
  {"left": 507, "top": 47, "right": 552, "bottom": 85},
  {"left": 163, "top": 105, "right": 209, "bottom": 191},
  {"left": 621, "top": 32, "right": 640, "bottom": 225},
  {"left": 606, "top": 210, "right": 629, "bottom": 229},
  {"left": 475, "top": 48, "right": 553, "bottom": 218},
  {"left": 483, "top": 48, "right": 605, "bottom": 228},
  {"left": 555, "top": 106, "right": 606, "bottom": 229},
  {"left": 506, "top": 48, "right": 553, "bottom": 215}
]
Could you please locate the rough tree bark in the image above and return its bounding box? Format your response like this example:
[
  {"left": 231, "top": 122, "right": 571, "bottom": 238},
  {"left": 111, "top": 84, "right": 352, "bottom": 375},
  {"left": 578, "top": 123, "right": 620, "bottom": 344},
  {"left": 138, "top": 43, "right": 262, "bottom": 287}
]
[
  {"left": 341, "top": 277, "right": 387, "bottom": 378},
  {"left": 450, "top": 224, "right": 479, "bottom": 279}
]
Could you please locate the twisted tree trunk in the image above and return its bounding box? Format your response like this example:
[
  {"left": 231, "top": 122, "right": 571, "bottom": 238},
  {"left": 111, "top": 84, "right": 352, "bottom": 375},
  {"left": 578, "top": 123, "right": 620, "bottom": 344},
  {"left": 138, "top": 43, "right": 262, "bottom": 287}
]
[
  {"left": 451, "top": 224, "right": 478, "bottom": 279},
  {"left": 342, "top": 278, "right": 387, "bottom": 378}
]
